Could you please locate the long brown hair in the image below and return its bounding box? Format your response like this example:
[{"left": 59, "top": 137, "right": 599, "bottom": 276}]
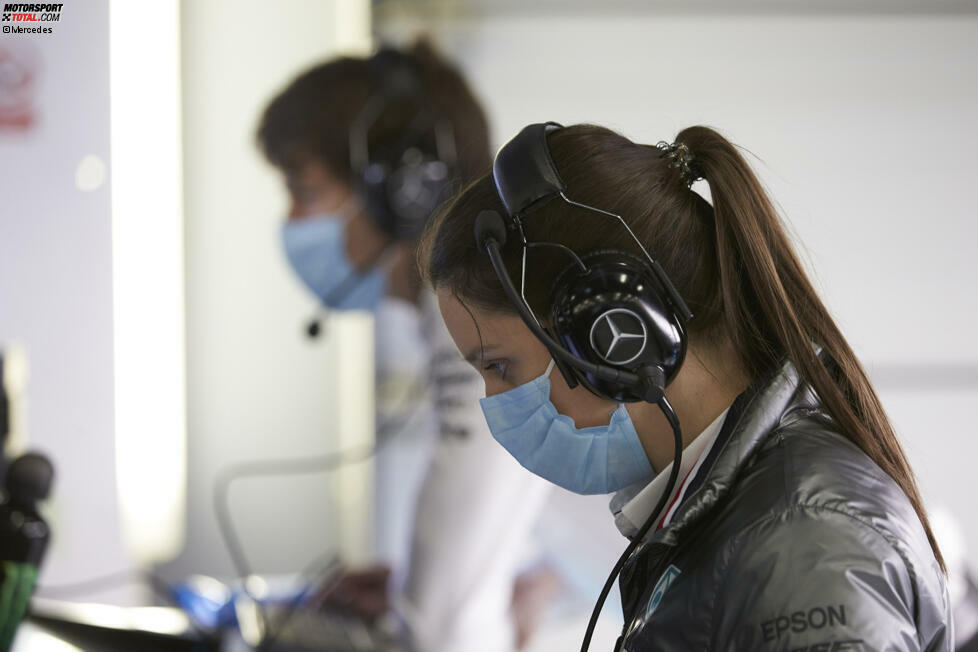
[{"left": 419, "top": 123, "right": 944, "bottom": 570}]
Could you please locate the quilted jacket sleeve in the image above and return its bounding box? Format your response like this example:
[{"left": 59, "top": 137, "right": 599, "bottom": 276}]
[{"left": 711, "top": 505, "right": 950, "bottom": 651}]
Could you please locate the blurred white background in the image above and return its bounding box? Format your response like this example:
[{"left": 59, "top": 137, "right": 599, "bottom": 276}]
[{"left": 1, "top": 0, "right": 976, "bottom": 648}]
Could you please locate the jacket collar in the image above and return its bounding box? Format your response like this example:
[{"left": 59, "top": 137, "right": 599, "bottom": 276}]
[
  {"left": 612, "top": 407, "right": 730, "bottom": 540},
  {"left": 651, "top": 356, "right": 819, "bottom": 547}
]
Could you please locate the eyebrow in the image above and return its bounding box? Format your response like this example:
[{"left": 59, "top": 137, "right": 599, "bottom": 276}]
[{"left": 464, "top": 344, "right": 498, "bottom": 365}]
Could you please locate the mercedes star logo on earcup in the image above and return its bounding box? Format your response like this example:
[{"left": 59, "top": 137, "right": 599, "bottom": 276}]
[{"left": 589, "top": 309, "right": 648, "bottom": 366}]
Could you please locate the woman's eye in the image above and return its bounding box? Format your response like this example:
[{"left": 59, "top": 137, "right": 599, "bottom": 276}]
[{"left": 483, "top": 361, "right": 508, "bottom": 379}]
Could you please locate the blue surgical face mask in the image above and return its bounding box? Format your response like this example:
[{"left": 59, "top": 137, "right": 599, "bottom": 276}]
[
  {"left": 280, "top": 213, "right": 388, "bottom": 312},
  {"left": 479, "top": 360, "right": 655, "bottom": 495}
]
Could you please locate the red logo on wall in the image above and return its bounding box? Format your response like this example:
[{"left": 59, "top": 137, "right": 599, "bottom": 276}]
[{"left": 0, "top": 42, "right": 40, "bottom": 131}]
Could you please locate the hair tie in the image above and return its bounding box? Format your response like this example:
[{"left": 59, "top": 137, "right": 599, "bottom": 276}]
[{"left": 656, "top": 140, "right": 703, "bottom": 187}]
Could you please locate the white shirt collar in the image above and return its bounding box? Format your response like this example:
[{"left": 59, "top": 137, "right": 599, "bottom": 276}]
[{"left": 611, "top": 407, "right": 730, "bottom": 540}]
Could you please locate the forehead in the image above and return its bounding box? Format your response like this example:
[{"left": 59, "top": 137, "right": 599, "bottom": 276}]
[{"left": 436, "top": 290, "right": 524, "bottom": 353}]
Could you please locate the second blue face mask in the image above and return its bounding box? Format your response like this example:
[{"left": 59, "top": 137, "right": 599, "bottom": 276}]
[
  {"left": 479, "top": 360, "right": 655, "bottom": 495},
  {"left": 280, "top": 214, "right": 388, "bottom": 312}
]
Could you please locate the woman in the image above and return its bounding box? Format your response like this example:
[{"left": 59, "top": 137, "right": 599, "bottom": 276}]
[{"left": 420, "top": 122, "right": 950, "bottom": 650}]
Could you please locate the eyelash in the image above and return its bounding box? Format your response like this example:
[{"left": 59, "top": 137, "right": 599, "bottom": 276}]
[{"left": 483, "top": 360, "right": 508, "bottom": 379}]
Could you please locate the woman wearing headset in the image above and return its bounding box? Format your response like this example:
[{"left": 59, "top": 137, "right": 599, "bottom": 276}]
[{"left": 420, "top": 123, "right": 950, "bottom": 650}]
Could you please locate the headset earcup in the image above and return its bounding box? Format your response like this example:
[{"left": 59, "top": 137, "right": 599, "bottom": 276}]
[
  {"left": 359, "top": 152, "right": 451, "bottom": 240},
  {"left": 549, "top": 250, "right": 686, "bottom": 403},
  {"left": 360, "top": 162, "right": 398, "bottom": 236},
  {"left": 385, "top": 155, "right": 451, "bottom": 239},
  {"left": 351, "top": 50, "right": 457, "bottom": 241}
]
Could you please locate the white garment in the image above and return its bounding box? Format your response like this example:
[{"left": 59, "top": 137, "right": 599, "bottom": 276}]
[
  {"left": 372, "top": 298, "right": 439, "bottom": 576},
  {"left": 382, "top": 292, "right": 552, "bottom": 652},
  {"left": 529, "top": 488, "right": 628, "bottom": 616},
  {"left": 611, "top": 407, "right": 730, "bottom": 540}
]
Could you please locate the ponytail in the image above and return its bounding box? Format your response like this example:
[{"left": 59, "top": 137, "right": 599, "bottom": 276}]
[{"left": 677, "top": 126, "right": 945, "bottom": 571}]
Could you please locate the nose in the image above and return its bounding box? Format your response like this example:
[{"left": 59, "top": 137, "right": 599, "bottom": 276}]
[{"left": 287, "top": 203, "right": 308, "bottom": 221}]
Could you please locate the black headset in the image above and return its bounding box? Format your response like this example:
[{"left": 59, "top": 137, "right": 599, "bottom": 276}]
[
  {"left": 474, "top": 121, "right": 692, "bottom": 403},
  {"left": 306, "top": 49, "right": 460, "bottom": 339},
  {"left": 349, "top": 48, "right": 458, "bottom": 241}
]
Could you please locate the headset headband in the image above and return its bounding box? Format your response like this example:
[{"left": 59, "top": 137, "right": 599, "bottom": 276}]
[
  {"left": 369, "top": 47, "right": 423, "bottom": 99},
  {"left": 350, "top": 49, "right": 423, "bottom": 174},
  {"left": 490, "top": 122, "right": 694, "bottom": 324},
  {"left": 492, "top": 122, "right": 565, "bottom": 220}
]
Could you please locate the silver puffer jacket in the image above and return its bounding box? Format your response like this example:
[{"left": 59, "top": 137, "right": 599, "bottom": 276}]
[{"left": 615, "top": 359, "right": 951, "bottom": 651}]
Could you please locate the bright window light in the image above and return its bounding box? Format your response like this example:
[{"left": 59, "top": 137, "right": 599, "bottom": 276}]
[{"left": 109, "top": 0, "right": 186, "bottom": 565}]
